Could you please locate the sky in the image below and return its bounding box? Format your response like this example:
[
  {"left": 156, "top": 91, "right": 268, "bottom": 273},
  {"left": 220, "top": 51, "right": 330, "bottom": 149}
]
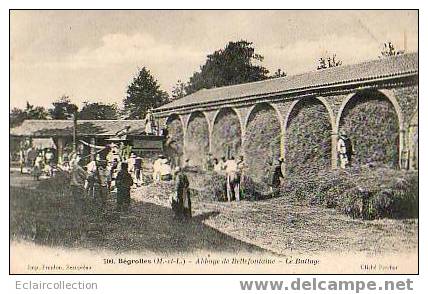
[{"left": 10, "top": 10, "right": 418, "bottom": 109}]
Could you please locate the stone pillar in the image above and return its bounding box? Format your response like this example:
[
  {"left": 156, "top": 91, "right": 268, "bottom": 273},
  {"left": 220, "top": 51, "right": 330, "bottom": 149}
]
[
  {"left": 280, "top": 128, "right": 286, "bottom": 159},
  {"left": 331, "top": 132, "right": 338, "bottom": 169},
  {"left": 204, "top": 110, "right": 218, "bottom": 154},
  {"left": 399, "top": 128, "right": 406, "bottom": 169},
  {"left": 180, "top": 113, "right": 191, "bottom": 162}
]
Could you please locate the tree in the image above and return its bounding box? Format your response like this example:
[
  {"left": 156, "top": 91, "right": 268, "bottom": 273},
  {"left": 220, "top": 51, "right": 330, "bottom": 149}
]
[
  {"left": 79, "top": 102, "right": 119, "bottom": 120},
  {"left": 380, "top": 41, "right": 404, "bottom": 58},
  {"left": 49, "top": 95, "right": 78, "bottom": 119},
  {"left": 184, "top": 40, "right": 270, "bottom": 95},
  {"left": 317, "top": 54, "right": 342, "bottom": 70},
  {"left": 271, "top": 68, "right": 287, "bottom": 78},
  {"left": 123, "top": 67, "right": 169, "bottom": 119},
  {"left": 171, "top": 80, "right": 187, "bottom": 100},
  {"left": 10, "top": 101, "right": 48, "bottom": 127}
]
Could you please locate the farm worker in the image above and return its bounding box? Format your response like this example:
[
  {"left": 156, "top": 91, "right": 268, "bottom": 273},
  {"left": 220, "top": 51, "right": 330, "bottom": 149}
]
[
  {"left": 127, "top": 152, "right": 136, "bottom": 173},
  {"left": 85, "top": 155, "right": 100, "bottom": 195},
  {"left": 144, "top": 108, "right": 155, "bottom": 134},
  {"left": 115, "top": 162, "right": 134, "bottom": 212},
  {"left": 205, "top": 153, "right": 214, "bottom": 171},
  {"left": 213, "top": 158, "right": 222, "bottom": 173},
  {"left": 337, "top": 131, "right": 354, "bottom": 169},
  {"left": 97, "top": 161, "right": 111, "bottom": 209},
  {"left": 270, "top": 158, "right": 284, "bottom": 197},
  {"left": 32, "top": 152, "right": 44, "bottom": 181},
  {"left": 237, "top": 155, "right": 246, "bottom": 194},
  {"left": 133, "top": 155, "right": 143, "bottom": 185},
  {"left": 225, "top": 156, "right": 240, "bottom": 201},
  {"left": 69, "top": 156, "right": 87, "bottom": 206},
  {"left": 152, "top": 155, "right": 164, "bottom": 182},
  {"left": 174, "top": 166, "right": 191, "bottom": 219},
  {"left": 160, "top": 158, "right": 172, "bottom": 181},
  {"left": 19, "top": 148, "right": 26, "bottom": 174},
  {"left": 219, "top": 157, "right": 227, "bottom": 175}
]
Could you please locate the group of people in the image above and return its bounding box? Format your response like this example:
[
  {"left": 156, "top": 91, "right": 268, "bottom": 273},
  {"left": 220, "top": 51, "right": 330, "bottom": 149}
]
[
  {"left": 69, "top": 150, "right": 136, "bottom": 213},
  {"left": 206, "top": 154, "right": 246, "bottom": 201},
  {"left": 19, "top": 147, "right": 56, "bottom": 180}
]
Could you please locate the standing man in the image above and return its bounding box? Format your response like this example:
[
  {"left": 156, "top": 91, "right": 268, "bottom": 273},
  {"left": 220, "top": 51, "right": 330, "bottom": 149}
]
[
  {"left": 337, "top": 131, "right": 354, "bottom": 169},
  {"left": 270, "top": 158, "right": 284, "bottom": 197},
  {"left": 225, "top": 156, "right": 240, "bottom": 201},
  {"left": 205, "top": 153, "right": 214, "bottom": 171},
  {"left": 70, "top": 156, "right": 87, "bottom": 210}
]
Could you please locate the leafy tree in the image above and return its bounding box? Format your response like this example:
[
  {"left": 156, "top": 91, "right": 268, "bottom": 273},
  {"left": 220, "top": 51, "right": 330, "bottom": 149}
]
[
  {"left": 171, "top": 80, "right": 187, "bottom": 100},
  {"left": 123, "top": 67, "right": 169, "bottom": 119},
  {"left": 317, "top": 54, "right": 342, "bottom": 70},
  {"left": 380, "top": 41, "right": 404, "bottom": 57},
  {"left": 10, "top": 102, "right": 48, "bottom": 127},
  {"left": 184, "top": 40, "right": 269, "bottom": 95},
  {"left": 79, "top": 102, "right": 119, "bottom": 120},
  {"left": 49, "top": 95, "right": 78, "bottom": 119},
  {"left": 271, "top": 68, "right": 287, "bottom": 78}
]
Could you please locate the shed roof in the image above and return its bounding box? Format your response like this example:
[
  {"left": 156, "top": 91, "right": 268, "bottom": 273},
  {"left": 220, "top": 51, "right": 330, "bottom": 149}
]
[
  {"left": 10, "top": 120, "right": 146, "bottom": 137},
  {"left": 155, "top": 53, "right": 418, "bottom": 112}
]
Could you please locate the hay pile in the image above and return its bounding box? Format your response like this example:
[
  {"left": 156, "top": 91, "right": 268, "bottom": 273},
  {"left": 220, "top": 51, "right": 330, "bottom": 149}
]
[
  {"left": 284, "top": 98, "right": 331, "bottom": 175},
  {"left": 184, "top": 112, "right": 209, "bottom": 166},
  {"left": 165, "top": 116, "right": 184, "bottom": 164},
  {"left": 211, "top": 108, "right": 242, "bottom": 159},
  {"left": 280, "top": 167, "right": 418, "bottom": 219},
  {"left": 339, "top": 93, "right": 399, "bottom": 167},
  {"left": 243, "top": 104, "right": 281, "bottom": 182}
]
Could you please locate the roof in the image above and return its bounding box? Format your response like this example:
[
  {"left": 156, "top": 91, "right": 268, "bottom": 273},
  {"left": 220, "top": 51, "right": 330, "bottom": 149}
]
[
  {"left": 32, "top": 138, "right": 57, "bottom": 149},
  {"left": 10, "top": 120, "right": 146, "bottom": 137},
  {"left": 155, "top": 53, "right": 418, "bottom": 112}
]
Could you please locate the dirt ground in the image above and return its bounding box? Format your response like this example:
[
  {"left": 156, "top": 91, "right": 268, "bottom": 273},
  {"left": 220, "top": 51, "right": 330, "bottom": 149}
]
[
  {"left": 10, "top": 170, "right": 418, "bottom": 256},
  {"left": 135, "top": 182, "right": 418, "bottom": 256}
]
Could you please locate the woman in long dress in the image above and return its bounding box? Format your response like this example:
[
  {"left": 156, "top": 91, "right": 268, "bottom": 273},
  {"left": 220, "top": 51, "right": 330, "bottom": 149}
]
[{"left": 174, "top": 167, "right": 191, "bottom": 219}]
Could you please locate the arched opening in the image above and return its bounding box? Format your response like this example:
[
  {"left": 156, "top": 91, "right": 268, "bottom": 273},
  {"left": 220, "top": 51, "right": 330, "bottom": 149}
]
[
  {"left": 211, "top": 108, "right": 242, "bottom": 160},
  {"left": 284, "top": 97, "right": 332, "bottom": 175},
  {"left": 165, "top": 114, "right": 184, "bottom": 167},
  {"left": 185, "top": 111, "right": 209, "bottom": 167},
  {"left": 338, "top": 90, "right": 400, "bottom": 167},
  {"left": 243, "top": 103, "right": 281, "bottom": 183}
]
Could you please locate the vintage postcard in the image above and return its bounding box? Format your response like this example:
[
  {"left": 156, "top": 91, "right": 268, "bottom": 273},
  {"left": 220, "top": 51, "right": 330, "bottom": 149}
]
[{"left": 9, "top": 10, "right": 418, "bottom": 274}]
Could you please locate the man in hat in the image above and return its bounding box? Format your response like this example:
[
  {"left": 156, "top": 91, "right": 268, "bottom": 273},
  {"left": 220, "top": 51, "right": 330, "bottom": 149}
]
[
  {"left": 337, "top": 131, "right": 354, "bottom": 169},
  {"left": 225, "top": 156, "right": 240, "bottom": 201},
  {"left": 270, "top": 157, "right": 284, "bottom": 197},
  {"left": 152, "top": 154, "right": 164, "bottom": 182}
]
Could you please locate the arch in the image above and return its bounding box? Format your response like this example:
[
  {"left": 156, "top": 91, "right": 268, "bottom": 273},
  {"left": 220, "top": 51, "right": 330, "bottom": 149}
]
[
  {"left": 285, "top": 96, "right": 336, "bottom": 131},
  {"left": 211, "top": 107, "right": 242, "bottom": 160},
  {"left": 283, "top": 96, "right": 334, "bottom": 174},
  {"left": 244, "top": 102, "right": 284, "bottom": 131},
  {"left": 337, "top": 89, "right": 401, "bottom": 167},
  {"left": 184, "top": 111, "right": 210, "bottom": 167},
  {"left": 165, "top": 113, "right": 184, "bottom": 166},
  {"left": 336, "top": 89, "right": 403, "bottom": 131},
  {"left": 243, "top": 102, "right": 282, "bottom": 183}
]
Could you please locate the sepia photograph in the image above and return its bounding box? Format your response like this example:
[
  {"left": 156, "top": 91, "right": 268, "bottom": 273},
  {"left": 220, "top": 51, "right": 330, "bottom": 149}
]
[{"left": 9, "top": 9, "right": 418, "bottom": 274}]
